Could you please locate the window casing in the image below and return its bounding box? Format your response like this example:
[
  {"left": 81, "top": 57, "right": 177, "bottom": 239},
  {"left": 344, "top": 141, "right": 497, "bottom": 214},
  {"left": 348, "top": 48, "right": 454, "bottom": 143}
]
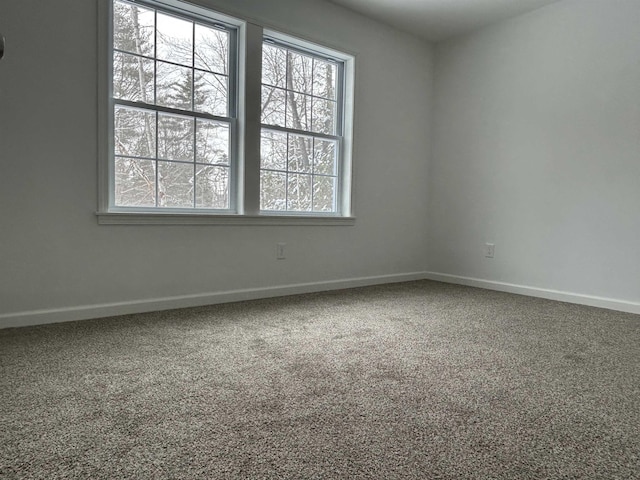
[{"left": 99, "top": 0, "right": 355, "bottom": 224}]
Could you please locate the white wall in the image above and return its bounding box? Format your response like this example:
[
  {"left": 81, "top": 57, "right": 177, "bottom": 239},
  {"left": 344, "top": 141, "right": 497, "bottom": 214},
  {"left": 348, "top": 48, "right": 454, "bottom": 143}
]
[
  {"left": 0, "top": 0, "right": 434, "bottom": 326},
  {"left": 428, "top": 0, "right": 640, "bottom": 306}
]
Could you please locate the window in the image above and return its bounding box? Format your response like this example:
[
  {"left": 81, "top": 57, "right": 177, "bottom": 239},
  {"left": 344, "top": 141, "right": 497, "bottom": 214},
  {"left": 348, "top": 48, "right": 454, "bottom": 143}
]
[
  {"left": 260, "top": 40, "right": 342, "bottom": 214},
  {"left": 100, "top": 0, "right": 354, "bottom": 224},
  {"left": 110, "top": 0, "right": 236, "bottom": 210}
]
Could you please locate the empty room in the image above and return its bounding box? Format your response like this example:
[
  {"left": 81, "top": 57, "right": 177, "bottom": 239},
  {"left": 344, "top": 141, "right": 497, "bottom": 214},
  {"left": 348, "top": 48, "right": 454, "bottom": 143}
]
[{"left": 1, "top": 0, "right": 639, "bottom": 478}]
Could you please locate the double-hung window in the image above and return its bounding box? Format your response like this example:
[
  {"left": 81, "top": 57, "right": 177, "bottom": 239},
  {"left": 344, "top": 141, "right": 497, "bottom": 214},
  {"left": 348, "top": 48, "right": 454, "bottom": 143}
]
[
  {"left": 260, "top": 39, "right": 343, "bottom": 214},
  {"left": 100, "top": 0, "right": 354, "bottom": 224},
  {"left": 110, "top": 0, "right": 237, "bottom": 211}
]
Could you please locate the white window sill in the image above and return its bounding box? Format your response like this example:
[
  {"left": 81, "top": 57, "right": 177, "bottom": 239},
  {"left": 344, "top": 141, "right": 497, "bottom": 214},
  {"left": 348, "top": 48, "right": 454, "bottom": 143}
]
[{"left": 96, "top": 212, "right": 356, "bottom": 226}]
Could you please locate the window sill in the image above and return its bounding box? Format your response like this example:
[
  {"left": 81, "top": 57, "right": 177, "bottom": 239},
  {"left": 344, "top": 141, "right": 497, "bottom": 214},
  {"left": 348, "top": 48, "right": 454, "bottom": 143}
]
[{"left": 96, "top": 212, "right": 356, "bottom": 226}]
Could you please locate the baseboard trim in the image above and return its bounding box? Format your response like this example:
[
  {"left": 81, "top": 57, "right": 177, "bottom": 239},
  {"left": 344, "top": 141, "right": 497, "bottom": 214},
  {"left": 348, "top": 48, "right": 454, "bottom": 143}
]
[
  {"left": 0, "top": 272, "right": 428, "bottom": 329},
  {"left": 5, "top": 271, "right": 636, "bottom": 329},
  {"left": 424, "top": 272, "right": 640, "bottom": 315}
]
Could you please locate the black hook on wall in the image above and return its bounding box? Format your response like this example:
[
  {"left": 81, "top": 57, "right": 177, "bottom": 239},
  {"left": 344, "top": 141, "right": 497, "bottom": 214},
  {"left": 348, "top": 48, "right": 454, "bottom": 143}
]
[{"left": 0, "top": 33, "right": 5, "bottom": 60}]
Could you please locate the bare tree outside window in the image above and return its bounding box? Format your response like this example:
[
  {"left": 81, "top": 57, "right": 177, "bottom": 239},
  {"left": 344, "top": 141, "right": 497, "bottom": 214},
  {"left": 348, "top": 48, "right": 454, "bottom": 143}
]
[
  {"left": 106, "top": 0, "right": 351, "bottom": 219},
  {"left": 112, "top": 0, "right": 231, "bottom": 209},
  {"left": 260, "top": 41, "right": 341, "bottom": 213}
]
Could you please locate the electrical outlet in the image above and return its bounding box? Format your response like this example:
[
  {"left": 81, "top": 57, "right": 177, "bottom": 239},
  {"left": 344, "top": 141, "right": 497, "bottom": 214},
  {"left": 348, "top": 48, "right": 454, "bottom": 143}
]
[
  {"left": 484, "top": 243, "right": 495, "bottom": 258},
  {"left": 276, "top": 243, "right": 286, "bottom": 260}
]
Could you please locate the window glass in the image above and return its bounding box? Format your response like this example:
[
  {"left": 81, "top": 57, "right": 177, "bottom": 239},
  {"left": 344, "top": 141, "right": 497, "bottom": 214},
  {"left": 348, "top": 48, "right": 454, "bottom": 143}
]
[
  {"left": 111, "top": 0, "right": 232, "bottom": 210},
  {"left": 260, "top": 42, "right": 342, "bottom": 214},
  {"left": 107, "top": 1, "right": 351, "bottom": 219}
]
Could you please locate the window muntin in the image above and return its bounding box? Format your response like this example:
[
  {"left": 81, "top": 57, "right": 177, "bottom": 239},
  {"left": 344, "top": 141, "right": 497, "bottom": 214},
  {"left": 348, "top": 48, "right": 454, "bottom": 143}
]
[
  {"left": 260, "top": 41, "right": 343, "bottom": 214},
  {"left": 111, "top": 0, "right": 235, "bottom": 210}
]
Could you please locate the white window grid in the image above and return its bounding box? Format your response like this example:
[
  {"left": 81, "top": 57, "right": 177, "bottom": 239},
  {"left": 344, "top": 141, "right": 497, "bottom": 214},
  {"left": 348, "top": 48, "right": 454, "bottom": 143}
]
[
  {"left": 260, "top": 38, "right": 345, "bottom": 214},
  {"left": 109, "top": 0, "right": 238, "bottom": 212}
]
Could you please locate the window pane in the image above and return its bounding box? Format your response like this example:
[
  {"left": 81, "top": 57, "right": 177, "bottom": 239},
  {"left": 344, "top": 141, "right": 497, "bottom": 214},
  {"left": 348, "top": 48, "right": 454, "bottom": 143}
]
[
  {"left": 114, "top": 106, "right": 156, "bottom": 158},
  {"left": 313, "top": 139, "right": 337, "bottom": 175},
  {"left": 157, "top": 62, "right": 193, "bottom": 110},
  {"left": 286, "top": 92, "right": 311, "bottom": 131},
  {"left": 288, "top": 134, "right": 313, "bottom": 173},
  {"left": 288, "top": 51, "right": 313, "bottom": 95},
  {"left": 262, "top": 44, "right": 286, "bottom": 88},
  {"left": 261, "top": 87, "right": 286, "bottom": 127},
  {"left": 311, "top": 97, "right": 336, "bottom": 135},
  {"left": 313, "top": 175, "right": 336, "bottom": 212},
  {"left": 113, "top": 1, "right": 155, "bottom": 57},
  {"left": 196, "top": 166, "right": 229, "bottom": 209},
  {"left": 313, "top": 59, "right": 337, "bottom": 100},
  {"left": 260, "top": 130, "right": 287, "bottom": 170},
  {"left": 158, "top": 113, "right": 194, "bottom": 162},
  {"left": 260, "top": 171, "right": 287, "bottom": 210},
  {"left": 196, "top": 120, "right": 229, "bottom": 165},
  {"left": 158, "top": 161, "right": 194, "bottom": 207},
  {"left": 194, "top": 71, "right": 227, "bottom": 117},
  {"left": 113, "top": 52, "right": 154, "bottom": 103},
  {"left": 194, "top": 25, "right": 228, "bottom": 74},
  {"left": 287, "top": 174, "right": 312, "bottom": 211},
  {"left": 115, "top": 157, "right": 156, "bottom": 207},
  {"left": 156, "top": 12, "right": 193, "bottom": 66}
]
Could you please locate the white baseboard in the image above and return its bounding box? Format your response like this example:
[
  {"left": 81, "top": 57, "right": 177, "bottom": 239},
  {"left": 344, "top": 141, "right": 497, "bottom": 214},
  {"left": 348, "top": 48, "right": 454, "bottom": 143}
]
[
  {"left": 4, "top": 271, "right": 637, "bottom": 329},
  {"left": 0, "top": 272, "right": 428, "bottom": 329},
  {"left": 424, "top": 272, "right": 640, "bottom": 315}
]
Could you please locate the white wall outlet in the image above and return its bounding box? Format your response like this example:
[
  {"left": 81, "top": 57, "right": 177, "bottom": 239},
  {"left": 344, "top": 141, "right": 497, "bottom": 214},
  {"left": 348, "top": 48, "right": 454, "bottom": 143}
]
[
  {"left": 276, "top": 243, "right": 286, "bottom": 260},
  {"left": 484, "top": 243, "right": 495, "bottom": 258}
]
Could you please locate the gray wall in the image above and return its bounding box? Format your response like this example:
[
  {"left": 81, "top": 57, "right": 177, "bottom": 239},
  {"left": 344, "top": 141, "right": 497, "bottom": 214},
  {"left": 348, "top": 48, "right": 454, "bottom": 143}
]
[
  {"left": 428, "top": 0, "right": 640, "bottom": 304},
  {"left": 3, "top": 0, "right": 639, "bottom": 327},
  {"left": 0, "top": 0, "right": 434, "bottom": 325}
]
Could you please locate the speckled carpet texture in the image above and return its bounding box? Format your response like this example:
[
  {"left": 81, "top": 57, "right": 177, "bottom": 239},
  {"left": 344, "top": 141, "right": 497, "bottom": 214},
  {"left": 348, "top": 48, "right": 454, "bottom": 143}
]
[{"left": 1, "top": 280, "right": 639, "bottom": 479}]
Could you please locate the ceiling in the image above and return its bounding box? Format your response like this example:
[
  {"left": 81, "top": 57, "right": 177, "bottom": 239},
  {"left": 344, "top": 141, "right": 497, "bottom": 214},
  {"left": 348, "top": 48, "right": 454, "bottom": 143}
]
[{"left": 327, "top": 0, "right": 562, "bottom": 42}]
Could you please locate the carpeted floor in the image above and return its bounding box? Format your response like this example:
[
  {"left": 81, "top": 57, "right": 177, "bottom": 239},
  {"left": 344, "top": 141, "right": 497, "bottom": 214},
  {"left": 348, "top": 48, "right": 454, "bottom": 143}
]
[{"left": 1, "top": 280, "right": 639, "bottom": 479}]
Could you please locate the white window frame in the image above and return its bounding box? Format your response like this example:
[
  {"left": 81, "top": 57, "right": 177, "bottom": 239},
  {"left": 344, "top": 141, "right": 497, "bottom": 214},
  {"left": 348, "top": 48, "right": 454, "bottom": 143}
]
[
  {"left": 260, "top": 33, "right": 346, "bottom": 216},
  {"left": 97, "top": 0, "right": 355, "bottom": 226}
]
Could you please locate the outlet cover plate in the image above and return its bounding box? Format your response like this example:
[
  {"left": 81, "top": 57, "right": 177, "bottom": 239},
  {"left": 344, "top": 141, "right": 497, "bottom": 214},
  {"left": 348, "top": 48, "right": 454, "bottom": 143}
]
[{"left": 484, "top": 243, "right": 495, "bottom": 258}]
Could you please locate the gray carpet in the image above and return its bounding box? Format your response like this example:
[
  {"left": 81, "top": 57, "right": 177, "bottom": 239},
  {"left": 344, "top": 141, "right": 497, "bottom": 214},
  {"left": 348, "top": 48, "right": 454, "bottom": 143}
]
[{"left": 1, "top": 280, "right": 639, "bottom": 479}]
